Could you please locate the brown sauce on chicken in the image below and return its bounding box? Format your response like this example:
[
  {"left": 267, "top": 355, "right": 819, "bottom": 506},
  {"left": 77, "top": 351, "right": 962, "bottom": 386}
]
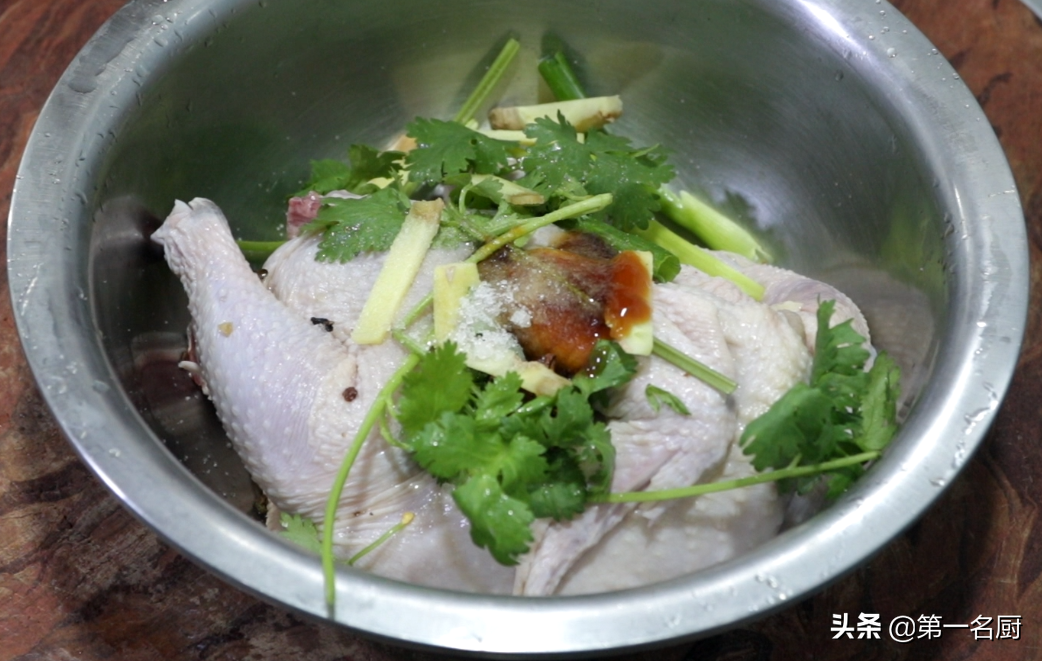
[{"left": 477, "top": 233, "right": 652, "bottom": 375}]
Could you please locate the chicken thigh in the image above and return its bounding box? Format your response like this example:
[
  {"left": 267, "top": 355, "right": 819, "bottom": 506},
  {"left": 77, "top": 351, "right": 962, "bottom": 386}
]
[{"left": 153, "top": 198, "right": 513, "bottom": 593}]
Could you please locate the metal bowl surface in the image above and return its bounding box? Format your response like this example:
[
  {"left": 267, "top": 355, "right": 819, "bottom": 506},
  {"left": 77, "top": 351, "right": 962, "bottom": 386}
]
[{"left": 8, "top": 0, "right": 1028, "bottom": 656}]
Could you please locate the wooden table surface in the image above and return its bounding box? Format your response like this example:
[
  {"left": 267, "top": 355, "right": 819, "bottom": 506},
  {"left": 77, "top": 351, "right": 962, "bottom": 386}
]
[{"left": 1, "top": 1, "right": 1041, "bottom": 659}]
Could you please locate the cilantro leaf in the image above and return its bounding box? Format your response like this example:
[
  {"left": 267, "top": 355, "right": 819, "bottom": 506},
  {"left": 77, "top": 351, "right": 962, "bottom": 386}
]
[
  {"left": 410, "top": 413, "right": 487, "bottom": 480},
  {"left": 497, "top": 435, "right": 551, "bottom": 493},
  {"left": 596, "top": 181, "right": 663, "bottom": 232},
  {"left": 405, "top": 118, "right": 514, "bottom": 185},
  {"left": 445, "top": 174, "right": 509, "bottom": 207},
  {"left": 740, "top": 300, "right": 901, "bottom": 497},
  {"left": 821, "top": 468, "right": 861, "bottom": 500},
  {"left": 410, "top": 412, "right": 549, "bottom": 490},
  {"left": 294, "top": 144, "right": 404, "bottom": 197},
  {"left": 518, "top": 116, "right": 675, "bottom": 231},
  {"left": 812, "top": 302, "right": 871, "bottom": 383},
  {"left": 518, "top": 118, "right": 590, "bottom": 191},
  {"left": 397, "top": 341, "right": 473, "bottom": 438},
  {"left": 527, "top": 455, "right": 588, "bottom": 520},
  {"left": 645, "top": 384, "right": 691, "bottom": 415},
  {"left": 279, "top": 513, "right": 321, "bottom": 554},
  {"left": 453, "top": 474, "right": 534, "bottom": 565},
  {"left": 573, "top": 421, "right": 615, "bottom": 495},
  {"left": 307, "top": 186, "right": 411, "bottom": 262},
  {"left": 394, "top": 341, "right": 636, "bottom": 564},
  {"left": 295, "top": 159, "right": 352, "bottom": 198},
  {"left": 741, "top": 383, "right": 835, "bottom": 473},
  {"left": 346, "top": 144, "right": 405, "bottom": 187},
  {"left": 527, "top": 481, "right": 587, "bottom": 520},
  {"left": 537, "top": 387, "right": 597, "bottom": 448},
  {"left": 473, "top": 371, "right": 526, "bottom": 423},
  {"left": 574, "top": 340, "right": 639, "bottom": 412},
  {"left": 859, "top": 352, "right": 901, "bottom": 452}
]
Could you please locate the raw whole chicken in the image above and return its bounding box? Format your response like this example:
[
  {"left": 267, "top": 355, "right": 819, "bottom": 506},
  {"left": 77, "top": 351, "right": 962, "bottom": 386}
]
[{"left": 153, "top": 197, "right": 869, "bottom": 596}]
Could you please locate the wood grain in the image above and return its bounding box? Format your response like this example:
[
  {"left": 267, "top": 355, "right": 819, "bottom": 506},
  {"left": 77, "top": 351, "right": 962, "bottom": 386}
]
[{"left": 1, "top": 0, "right": 1040, "bottom": 659}]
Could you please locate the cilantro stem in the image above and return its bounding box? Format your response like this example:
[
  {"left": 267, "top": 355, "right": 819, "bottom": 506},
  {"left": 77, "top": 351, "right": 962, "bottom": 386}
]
[
  {"left": 652, "top": 338, "right": 737, "bottom": 395},
  {"left": 453, "top": 37, "right": 521, "bottom": 126},
  {"left": 635, "top": 220, "right": 766, "bottom": 300},
  {"left": 347, "top": 512, "right": 416, "bottom": 565},
  {"left": 590, "top": 451, "right": 881, "bottom": 503},
  {"left": 391, "top": 327, "right": 428, "bottom": 356},
  {"left": 322, "top": 351, "right": 421, "bottom": 612},
  {"left": 467, "top": 193, "right": 614, "bottom": 263},
  {"left": 377, "top": 409, "right": 407, "bottom": 449},
  {"left": 453, "top": 186, "right": 496, "bottom": 241},
  {"left": 658, "top": 187, "right": 772, "bottom": 264},
  {"left": 398, "top": 295, "right": 433, "bottom": 332},
  {"left": 236, "top": 239, "right": 286, "bottom": 262}
]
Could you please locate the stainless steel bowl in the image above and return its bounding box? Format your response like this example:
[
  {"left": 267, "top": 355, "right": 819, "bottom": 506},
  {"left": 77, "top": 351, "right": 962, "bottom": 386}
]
[{"left": 8, "top": 0, "right": 1028, "bottom": 655}]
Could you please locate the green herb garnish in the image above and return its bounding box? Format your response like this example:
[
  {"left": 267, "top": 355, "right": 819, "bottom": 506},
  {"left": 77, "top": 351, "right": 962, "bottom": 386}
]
[
  {"left": 405, "top": 119, "right": 515, "bottom": 185},
  {"left": 595, "top": 300, "right": 901, "bottom": 506},
  {"left": 645, "top": 384, "right": 691, "bottom": 415},
  {"left": 305, "top": 186, "right": 411, "bottom": 262},
  {"left": 280, "top": 512, "right": 321, "bottom": 553},
  {"left": 293, "top": 144, "right": 405, "bottom": 198},
  {"left": 395, "top": 340, "right": 635, "bottom": 565},
  {"left": 740, "top": 300, "right": 901, "bottom": 498},
  {"left": 517, "top": 117, "right": 674, "bottom": 232}
]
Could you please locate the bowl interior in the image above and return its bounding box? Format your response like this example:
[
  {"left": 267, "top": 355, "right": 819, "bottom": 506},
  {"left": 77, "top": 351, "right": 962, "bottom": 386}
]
[
  {"left": 10, "top": 0, "right": 1027, "bottom": 655},
  {"left": 95, "top": 0, "right": 947, "bottom": 503}
]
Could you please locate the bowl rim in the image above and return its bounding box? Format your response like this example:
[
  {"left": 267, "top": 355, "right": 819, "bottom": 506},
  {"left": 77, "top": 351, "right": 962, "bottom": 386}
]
[{"left": 7, "top": 0, "right": 1029, "bottom": 655}]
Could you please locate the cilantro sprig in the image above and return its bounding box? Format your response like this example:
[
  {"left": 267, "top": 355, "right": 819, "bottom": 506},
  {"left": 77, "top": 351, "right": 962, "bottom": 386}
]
[
  {"left": 399, "top": 113, "right": 675, "bottom": 235},
  {"left": 280, "top": 513, "right": 321, "bottom": 553},
  {"left": 740, "top": 300, "right": 900, "bottom": 498},
  {"left": 293, "top": 144, "right": 405, "bottom": 198},
  {"left": 303, "top": 186, "right": 411, "bottom": 262},
  {"left": 405, "top": 118, "right": 515, "bottom": 186},
  {"left": 396, "top": 340, "right": 635, "bottom": 565},
  {"left": 517, "top": 117, "right": 675, "bottom": 231},
  {"left": 594, "top": 300, "right": 901, "bottom": 506}
]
